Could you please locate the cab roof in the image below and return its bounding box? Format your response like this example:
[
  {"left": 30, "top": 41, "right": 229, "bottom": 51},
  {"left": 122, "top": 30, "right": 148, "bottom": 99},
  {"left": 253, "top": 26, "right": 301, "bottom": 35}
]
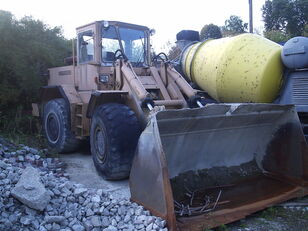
[{"left": 76, "top": 20, "right": 150, "bottom": 31}]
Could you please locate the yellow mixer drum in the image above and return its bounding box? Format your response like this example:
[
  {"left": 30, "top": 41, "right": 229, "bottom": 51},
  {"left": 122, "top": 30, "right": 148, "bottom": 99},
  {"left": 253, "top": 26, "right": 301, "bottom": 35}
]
[{"left": 182, "top": 34, "right": 283, "bottom": 103}]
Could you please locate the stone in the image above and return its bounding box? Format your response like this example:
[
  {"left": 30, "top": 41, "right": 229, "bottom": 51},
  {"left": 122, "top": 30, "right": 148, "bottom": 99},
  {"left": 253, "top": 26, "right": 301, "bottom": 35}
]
[
  {"left": 157, "top": 219, "right": 166, "bottom": 228},
  {"left": 83, "top": 220, "right": 93, "bottom": 231},
  {"left": 111, "top": 218, "right": 117, "bottom": 226},
  {"left": 0, "top": 172, "right": 6, "bottom": 179},
  {"left": 86, "top": 208, "right": 94, "bottom": 217},
  {"left": 52, "top": 223, "right": 61, "bottom": 230},
  {"left": 146, "top": 223, "right": 153, "bottom": 231},
  {"left": 0, "top": 160, "right": 8, "bottom": 169},
  {"left": 72, "top": 224, "right": 85, "bottom": 231},
  {"left": 20, "top": 216, "right": 33, "bottom": 225},
  {"left": 31, "top": 219, "right": 40, "bottom": 229},
  {"left": 90, "top": 216, "right": 102, "bottom": 227},
  {"left": 8, "top": 214, "right": 18, "bottom": 223},
  {"left": 135, "top": 207, "right": 143, "bottom": 216},
  {"left": 74, "top": 188, "right": 87, "bottom": 196},
  {"left": 11, "top": 166, "right": 50, "bottom": 211},
  {"left": 25, "top": 206, "right": 37, "bottom": 216},
  {"left": 103, "top": 226, "right": 117, "bottom": 231},
  {"left": 18, "top": 155, "right": 25, "bottom": 162},
  {"left": 45, "top": 224, "right": 52, "bottom": 230},
  {"left": 152, "top": 223, "right": 159, "bottom": 230},
  {"left": 91, "top": 195, "right": 101, "bottom": 203},
  {"left": 124, "top": 214, "right": 131, "bottom": 223},
  {"left": 44, "top": 215, "right": 66, "bottom": 223},
  {"left": 39, "top": 225, "right": 48, "bottom": 231},
  {"left": 146, "top": 216, "right": 155, "bottom": 226},
  {"left": 101, "top": 216, "right": 110, "bottom": 227}
]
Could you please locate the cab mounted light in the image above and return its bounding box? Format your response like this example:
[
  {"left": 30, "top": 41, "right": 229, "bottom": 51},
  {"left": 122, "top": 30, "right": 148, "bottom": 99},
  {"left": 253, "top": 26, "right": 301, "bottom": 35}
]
[{"left": 103, "top": 21, "right": 109, "bottom": 28}]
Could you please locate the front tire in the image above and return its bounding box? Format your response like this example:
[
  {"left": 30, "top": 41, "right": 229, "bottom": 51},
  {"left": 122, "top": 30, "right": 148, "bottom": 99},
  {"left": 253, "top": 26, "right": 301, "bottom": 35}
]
[
  {"left": 43, "top": 98, "right": 80, "bottom": 153},
  {"left": 90, "top": 103, "right": 141, "bottom": 180}
]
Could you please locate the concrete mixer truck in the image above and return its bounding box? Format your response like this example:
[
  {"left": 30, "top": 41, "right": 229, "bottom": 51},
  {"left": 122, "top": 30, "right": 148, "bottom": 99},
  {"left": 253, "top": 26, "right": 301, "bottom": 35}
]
[
  {"left": 32, "top": 21, "right": 308, "bottom": 231},
  {"left": 178, "top": 33, "right": 308, "bottom": 140}
]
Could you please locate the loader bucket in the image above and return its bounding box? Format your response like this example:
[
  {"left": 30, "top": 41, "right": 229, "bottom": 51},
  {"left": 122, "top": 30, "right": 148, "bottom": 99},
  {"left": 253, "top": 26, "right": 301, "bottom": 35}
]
[{"left": 129, "top": 104, "right": 308, "bottom": 231}]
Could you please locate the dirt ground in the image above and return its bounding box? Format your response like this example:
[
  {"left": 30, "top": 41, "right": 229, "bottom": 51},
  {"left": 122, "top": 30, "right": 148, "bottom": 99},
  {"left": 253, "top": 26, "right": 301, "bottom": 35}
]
[{"left": 58, "top": 147, "right": 130, "bottom": 200}]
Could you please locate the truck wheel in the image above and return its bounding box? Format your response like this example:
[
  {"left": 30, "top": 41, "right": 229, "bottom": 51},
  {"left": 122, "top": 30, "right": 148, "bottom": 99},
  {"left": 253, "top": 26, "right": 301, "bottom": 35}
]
[
  {"left": 90, "top": 103, "right": 141, "bottom": 180},
  {"left": 43, "top": 98, "right": 80, "bottom": 153}
]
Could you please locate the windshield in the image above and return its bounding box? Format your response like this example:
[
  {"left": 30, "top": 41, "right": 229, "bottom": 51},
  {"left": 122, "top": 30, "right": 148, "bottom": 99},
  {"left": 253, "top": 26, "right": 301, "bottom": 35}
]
[
  {"left": 118, "top": 28, "right": 146, "bottom": 64},
  {"left": 101, "top": 26, "right": 146, "bottom": 65}
]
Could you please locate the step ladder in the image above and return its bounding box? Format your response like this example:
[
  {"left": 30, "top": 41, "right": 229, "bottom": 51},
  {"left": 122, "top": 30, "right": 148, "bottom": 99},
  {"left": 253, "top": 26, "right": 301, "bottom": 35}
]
[{"left": 74, "top": 103, "right": 89, "bottom": 138}]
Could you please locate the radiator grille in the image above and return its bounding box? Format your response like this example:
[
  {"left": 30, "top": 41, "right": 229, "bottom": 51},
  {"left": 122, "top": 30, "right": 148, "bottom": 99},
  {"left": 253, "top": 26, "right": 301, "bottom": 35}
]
[{"left": 292, "top": 76, "right": 308, "bottom": 105}]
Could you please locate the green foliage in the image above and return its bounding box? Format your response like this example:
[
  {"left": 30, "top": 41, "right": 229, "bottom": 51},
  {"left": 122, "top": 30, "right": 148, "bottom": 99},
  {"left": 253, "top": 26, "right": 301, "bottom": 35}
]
[
  {"left": 262, "top": 0, "right": 308, "bottom": 37},
  {"left": 0, "top": 10, "right": 71, "bottom": 145},
  {"left": 264, "top": 30, "right": 292, "bottom": 42},
  {"left": 0, "top": 10, "right": 71, "bottom": 110},
  {"left": 304, "top": 24, "right": 308, "bottom": 36},
  {"left": 222, "top": 15, "right": 248, "bottom": 36},
  {"left": 216, "top": 224, "right": 228, "bottom": 231},
  {"left": 0, "top": 106, "right": 46, "bottom": 148},
  {"left": 200, "top": 24, "right": 222, "bottom": 40},
  {"left": 260, "top": 207, "right": 285, "bottom": 220}
]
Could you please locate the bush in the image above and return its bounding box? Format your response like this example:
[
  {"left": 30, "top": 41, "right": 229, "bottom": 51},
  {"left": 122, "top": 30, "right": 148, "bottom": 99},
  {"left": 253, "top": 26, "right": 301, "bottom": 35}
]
[
  {"left": 0, "top": 10, "right": 71, "bottom": 111},
  {"left": 200, "top": 24, "right": 222, "bottom": 40},
  {"left": 0, "top": 10, "right": 71, "bottom": 142}
]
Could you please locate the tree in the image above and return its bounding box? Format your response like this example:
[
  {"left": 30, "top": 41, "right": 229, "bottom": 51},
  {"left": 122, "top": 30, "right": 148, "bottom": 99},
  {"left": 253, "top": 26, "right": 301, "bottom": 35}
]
[
  {"left": 262, "top": 0, "right": 308, "bottom": 37},
  {"left": 200, "top": 24, "right": 222, "bottom": 40},
  {"left": 263, "top": 30, "right": 292, "bottom": 43},
  {"left": 0, "top": 11, "right": 71, "bottom": 110},
  {"left": 222, "top": 15, "right": 248, "bottom": 36}
]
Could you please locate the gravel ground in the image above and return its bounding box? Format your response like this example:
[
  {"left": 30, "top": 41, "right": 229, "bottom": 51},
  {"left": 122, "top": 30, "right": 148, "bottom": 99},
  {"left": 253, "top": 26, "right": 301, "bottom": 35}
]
[{"left": 0, "top": 137, "right": 168, "bottom": 231}]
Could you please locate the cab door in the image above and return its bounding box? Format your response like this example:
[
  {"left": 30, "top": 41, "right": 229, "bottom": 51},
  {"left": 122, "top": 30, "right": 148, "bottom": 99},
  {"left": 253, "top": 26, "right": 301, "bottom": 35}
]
[{"left": 77, "top": 27, "right": 98, "bottom": 91}]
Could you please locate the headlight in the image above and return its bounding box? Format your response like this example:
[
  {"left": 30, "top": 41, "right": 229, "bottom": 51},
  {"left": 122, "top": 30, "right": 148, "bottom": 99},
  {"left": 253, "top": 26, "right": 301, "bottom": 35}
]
[{"left": 99, "top": 75, "right": 109, "bottom": 83}]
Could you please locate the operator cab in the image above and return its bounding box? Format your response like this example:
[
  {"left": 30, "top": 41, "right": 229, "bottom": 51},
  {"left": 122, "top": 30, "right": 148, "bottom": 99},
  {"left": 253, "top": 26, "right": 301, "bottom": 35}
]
[{"left": 77, "top": 21, "right": 152, "bottom": 67}]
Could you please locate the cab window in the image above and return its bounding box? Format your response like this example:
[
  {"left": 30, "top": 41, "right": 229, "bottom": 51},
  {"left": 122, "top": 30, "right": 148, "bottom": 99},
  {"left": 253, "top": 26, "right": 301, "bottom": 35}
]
[
  {"left": 78, "top": 31, "right": 94, "bottom": 64},
  {"left": 101, "top": 26, "right": 121, "bottom": 63}
]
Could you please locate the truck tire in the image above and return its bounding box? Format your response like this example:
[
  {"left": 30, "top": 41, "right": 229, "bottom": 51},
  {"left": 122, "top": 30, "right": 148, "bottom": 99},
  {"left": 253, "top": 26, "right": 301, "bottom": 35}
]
[
  {"left": 43, "top": 98, "right": 80, "bottom": 153},
  {"left": 90, "top": 103, "right": 141, "bottom": 180}
]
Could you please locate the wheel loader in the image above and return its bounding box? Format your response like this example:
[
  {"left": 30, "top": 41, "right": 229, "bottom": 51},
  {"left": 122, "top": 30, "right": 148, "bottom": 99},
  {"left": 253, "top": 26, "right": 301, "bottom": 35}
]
[{"left": 32, "top": 20, "right": 308, "bottom": 230}]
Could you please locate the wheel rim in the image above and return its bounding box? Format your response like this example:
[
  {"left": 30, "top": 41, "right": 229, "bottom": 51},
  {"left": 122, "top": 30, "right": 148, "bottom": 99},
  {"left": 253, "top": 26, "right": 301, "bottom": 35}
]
[
  {"left": 94, "top": 126, "right": 107, "bottom": 163},
  {"left": 46, "top": 112, "right": 60, "bottom": 143}
]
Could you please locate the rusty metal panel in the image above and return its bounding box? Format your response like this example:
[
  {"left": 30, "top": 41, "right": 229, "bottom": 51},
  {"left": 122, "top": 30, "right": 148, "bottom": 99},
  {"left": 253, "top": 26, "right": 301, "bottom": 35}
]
[{"left": 130, "top": 104, "right": 308, "bottom": 231}]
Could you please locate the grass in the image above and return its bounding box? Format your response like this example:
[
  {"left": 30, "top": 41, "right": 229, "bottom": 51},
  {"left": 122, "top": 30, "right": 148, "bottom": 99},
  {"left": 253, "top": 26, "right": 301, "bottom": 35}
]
[
  {"left": 0, "top": 107, "right": 47, "bottom": 149},
  {"left": 259, "top": 207, "right": 288, "bottom": 220},
  {"left": 216, "top": 224, "right": 228, "bottom": 231}
]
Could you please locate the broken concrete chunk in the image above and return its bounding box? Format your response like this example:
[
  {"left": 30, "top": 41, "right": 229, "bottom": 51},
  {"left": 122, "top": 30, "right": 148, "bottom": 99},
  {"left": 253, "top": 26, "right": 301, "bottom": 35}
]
[{"left": 11, "top": 166, "right": 50, "bottom": 211}]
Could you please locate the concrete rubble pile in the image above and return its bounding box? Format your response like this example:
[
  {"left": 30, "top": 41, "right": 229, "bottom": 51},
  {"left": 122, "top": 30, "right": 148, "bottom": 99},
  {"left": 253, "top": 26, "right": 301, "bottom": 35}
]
[{"left": 0, "top": 137, "right": 168, "bottom": 231}]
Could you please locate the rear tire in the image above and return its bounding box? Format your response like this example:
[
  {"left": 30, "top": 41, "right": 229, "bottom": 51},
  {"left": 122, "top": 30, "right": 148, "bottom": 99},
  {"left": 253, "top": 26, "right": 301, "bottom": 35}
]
[
  {"left": 90, "top": 103, "right": 141, "bottom": 180},
  {"left": 43, "top": 98, "right": 80, "bottom": 153}
]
